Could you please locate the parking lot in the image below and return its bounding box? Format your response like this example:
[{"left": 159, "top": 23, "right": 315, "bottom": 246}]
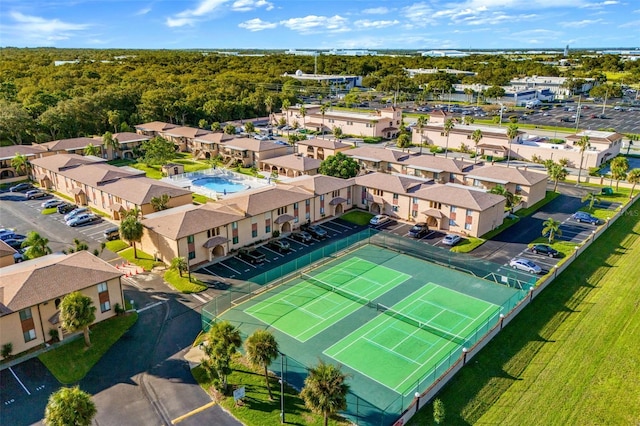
[
  {"left": 374, "top": 220, "right": 448, "bottom": 246},
  {"left": 513, "top": 105, "right": 640, "bottom": 134}
]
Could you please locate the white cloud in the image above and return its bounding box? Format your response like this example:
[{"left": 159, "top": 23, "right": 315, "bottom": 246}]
[
  {"left": 135, "top": 6, "right": 152, "bottom": 16},
  {"left": 279, "top": 15, "right": 349, "bottom": 34},
  {"left": 238, "top": 18, "right": 277, "bottom": 31},
  {"left": 353, "top": 19, "right": 399, "bottom": 29},
  {"left": 618, "top": 19, "right": 640, "bottom": 28},
  {"left": 4, "top": 11, "right": 90, "bottom": 44},
  {"left": 166, "top": 0, "right": 230, "bottom": 27},
  {"left": 580, "top": 0, "right": 619, "bottom": 8},
  {"left": 561, "top": 18, "right": 604, "bottom": 27},
  {"left": 232, "top": 0, "right": 274, "bottom": 12},
  {"left": 401, "top": 3, "right": 436, "bottom": 26},
  {"left": 362, "top": 7, "right": 390, "bottom": 15}
]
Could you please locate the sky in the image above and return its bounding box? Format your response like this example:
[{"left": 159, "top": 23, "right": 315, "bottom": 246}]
[{"left": 0, "top": 0, "right": 638, "bottom": 50}]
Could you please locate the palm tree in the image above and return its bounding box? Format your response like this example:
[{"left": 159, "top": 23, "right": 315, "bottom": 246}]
[
  {"left": 443, "top": 118, "right": 454, "bottom": 158},
  {"left": 44, "top": 386, "right": 96, "bottom": 426},
  {"left": 22, "top": 231, "right": 52, "bottom": 259},
  {"left": 627, "top": 168, "right": 640, "bottom": 198},
  {"left": 170, "top": 256, "right": 188, "bottom": 277},
  {"left": 471, "top": 129, "right": 483, "bottom": 164},
  {"left": 264, "top": 95, "right": 274, "bottom": 126},
  {"left": 11, "top": 153, "right": 31, "bottom": 176},
  {"left": 84, "top": 143, "right": 102, "bottom": 157},
  {"left": 610, "top": 156, "right": 629, "bottom": 191},
  {"left": 489, "top": 185, "right": 521, "bottom": 210},
  {"left": 245, "top": 329, "right": 279, "bottom": 400},
  {"left": 396, "top": 133, "right": 411, "bottom": 152},
  {"left": 102, "top": 132, "right": 120, "bottom": 160},
  {"left": 548, "top": 163, "right": 568, "bottom": 192},
  {"left": 416, "top": 116, "right": 427, "bottom": 155},
  {"left": 201, "top": 320, "right": 242, "bottom": 391},
  {"left": 333, "top": 126, "right": 343, "bottom": 140},
  {"left": 299, "top": 105, "right": 307, "bottom": 132},
  {"left": 575, "top": 135, "right": 590, "bottom": 184},
  {"left": 542, "top": 217, "right": 562, "bottom": 243},
  {"left": 582, "top": 192, "right": 600, "bottom": 211},
  {"left": 320, "top": 103, "right": 329, "bottom": 139},
  {"left": 506, "top": 124, "right": 519, "bottom": 168},
  {"left": 300, "top": 360, "right": 349, "bottom": 426},
  {"left": 120, "top": 214, "right": 144, "bottom": 258},
  {"left": 150, "top": 194, "right": 171, "bottom": 212},
  {"left": 60, "top": 292, "right": 96, "bottom": 347},
  {"left": 281, "top": 99, "right": 291, "bottom": 128}
]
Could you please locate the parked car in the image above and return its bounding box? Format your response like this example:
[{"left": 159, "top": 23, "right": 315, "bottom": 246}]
[
  {"left": 441, "top": 234, "right": 462, "bottom": 246},
  {"left": 571, "top": 211, "right": 600, "bottom": 225},
  {"left": 530, "top": 244, "right": 559, "bottom": 257},
  {"left": 0, "top": 231, "right": 17, "bottom": 241},
  {"left": 9, "top": 183, "right": 34, "bottom": 192},
  {"left": 509, "top": 258, "right": 542, "bottom": 274},
  {"left": 237, "top": 248, "right": 266, "bottom": 264},
  {"left": 41, "top": 199, "right": 64, "bottom": 209},
  {"left": 408, "top": 223, "right": 429, "bottom": 238},
  {"left": 103, "top": 227, "right": 121, "bottom": 241},
  {"left": 369, "top": 214, "right": 391, "bottom": 226},
  {"left": 14, "top": 247, "right": 29, "bottom": 263},
  {"left": 268, "top": 239, "right": 291, "bottom": 252},
  {"left": 25, "top": 189, "right": 47, "bottom": 200},
  {"left": 66, "top": 213, "right": 98, "bottom": 227},
  {"left": 302, "top": 224, "right": 328, "bottom": 239},
  {"left": 57, "top": 203, "right": 78, "bottom": 214},
  {"left": 290, "top": 231, "right": 313, "bottom": 243},
  {"left": 4, "top": 238, "right": 26, "bottom": 250},
  {"left": 64, "top": 207, "right": 89, "bottom": 222}
]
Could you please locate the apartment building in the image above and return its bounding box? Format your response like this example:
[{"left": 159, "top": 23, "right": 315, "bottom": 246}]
[
  {"left": 464, "top": 165, "right": 548, "bottom": 208},
  {"left": 260, "top": 154, "right": 322, "bottom": 178},
  {"left": 0, "top": 251, "right": 124, "bottom": 355},
  {"left": 0, "top": 144, "right": 47, "bottom": 182},
  {"left": 344, "top": 146, "right": 410, "bottom": 174},
  {"left": 297, "top": 138, "right": 352, "bottom": 160}
]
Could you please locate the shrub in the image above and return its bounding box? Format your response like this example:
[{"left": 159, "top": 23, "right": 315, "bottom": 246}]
[
  {"left": 49, "top": 329, "right": 59, "bottom": 342},
  {"left": 1, "top": 342, "right": 13, "bottom": 359},
  {"left": 430, "top": 146, "right": 443, "bottom": 154},
  {"left": 114, "top": 303, "right": 125, "bottom": 315},
  {"left": 272, "top": 230, "right": 280, "bottom": 238},
  {"left": 363, "top": 137, "right": 383, "bottom": 144},
  {"left": 549, "top": 138, "right": 565, "bottom": 144},
  {"left": 588, "top": 167, "right": 602, "bottom": 176}
]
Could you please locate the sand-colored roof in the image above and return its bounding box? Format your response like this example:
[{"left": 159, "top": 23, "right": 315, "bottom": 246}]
[
  {"left": 297, "top": 138, "right": 351, "bottom": 150},
  {"left": 414, "top": 184, "right": 506, "bottom": 211},
  {"left": 218, "top": 185, "right": 311, "bottom": 216},
  {"left": 566, "top": 130, "right": 624, "bottom": 144},
  {"left": 61, "top": 162, "right": 144, "bottom": 186},
  {"left": 288, "top": 174, "right": 355, "bottom": 195},
  {"left": 0, "top": 251, "right": 122, "bottom": 315},
  {"left": 345, "top": 147, "right": 410, "bottom": 163},
  {"left": 222, "top": 138, "right": 286, "bottom": 152},
  {"left": 261, "top": 154, "right": 321, "bottom": 172},
  {"left": 134, "top": 121, "right": 177, "bottom": 132},
  {"left": 194, "top": 133, "right": 235, "bottom": 144},
  {"left": 40, "top": 137, "right": 101, "bottom": 152},
  {"left": 163, "top": 126, "right": 212, "bottom": 139},
  {"left": 0, "top": 240, "right": 17, "bottom": 258},
  {"left": 0, "top": 144, "right": 47, "bottom": 161},
  {"left": 466, "top": 165, "right": 548, "bottom": 186},
  {"left": 142, "top": 204, "right": 243, "bottom": 240},
  {"left": 30, "top": 153, "right": 104, "bottom": 171},
  {"left": 113, "top": 132, "right": 150, "bottom": 144},
  {"left": 400, "top": 154, "right": 477, "bottom": 174},
  {"left": 355, "top": 172, "right": 427, "bottom": 194}
]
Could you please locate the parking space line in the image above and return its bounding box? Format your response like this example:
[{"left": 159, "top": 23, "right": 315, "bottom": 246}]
[
  {"left": 328, "top": 221, "right": 351, "bottom": 230},
  {"left": 389, "top": 223, "right": 405, "bottom": 231},
  {"left": 319, "top": 223, "right": 342, "bottom": 233},
  {"left": 260, "top": 246, "right": 283, "bottom": 257},
  {"left": 235, "top": 257, "right": 257, "bottom": 268},
  {"left": 191, "top": 293, "right": 207, "bottom": 303},
  {"left": 200, "top": 267, "right": 226, "bottom": 281},
  {"left": 218, "top": 262, "right": 240, "bottom": 275},
  {"left": 286, "top": 237, "right": 309, "bottom": 247},
  {"left": 9, "top": 367, "right": 30, "bottom": 395}
]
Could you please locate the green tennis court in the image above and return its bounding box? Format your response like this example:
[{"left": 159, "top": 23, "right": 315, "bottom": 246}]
[
  {"left": 324, "top": 282, "right": 502, "bottom": 396},
  {"left": 245, "top": 257, "right": 410, "bottom": 342}
]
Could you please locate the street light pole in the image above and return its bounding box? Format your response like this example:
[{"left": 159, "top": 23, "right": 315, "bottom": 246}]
[{"left": 279, "top": 352, "right": 285, "bottom": 423}]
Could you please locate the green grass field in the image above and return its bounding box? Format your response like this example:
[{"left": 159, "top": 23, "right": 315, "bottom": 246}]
[{"left": 409, "top": 200, "right": 640, "bottom": 425}]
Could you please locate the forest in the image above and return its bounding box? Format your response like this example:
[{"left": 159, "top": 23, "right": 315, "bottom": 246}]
[{"left": 1, "top": 48, "right": 638, "bottom": 145}]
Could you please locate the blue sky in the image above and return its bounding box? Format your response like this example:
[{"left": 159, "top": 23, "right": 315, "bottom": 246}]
[{"left": 1, "top": 0, "right": 638, "bottom": 49}]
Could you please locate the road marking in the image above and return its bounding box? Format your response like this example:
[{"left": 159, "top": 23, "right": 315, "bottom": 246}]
[
  {"left": 234, "top": 256, "right": 256, "bottom": 268},
  {"left": 200, "top": 267, "right": 226, "bottom": 281},
  {"left": 191, "top": 293, "right": 207, "bottom": 303},
  {"left": 137, "top": 301, "right": 163, "bottom": 313},
  {"left": 260, "top": 246, "right": 282, "bottom": 257},
  {"left": 217, "top": 262, "right": 240, "bottom": 275},
  {"left": 171, "top": 401, "right": 217, "bottom": 424},
  {"left": 328, "top": 220, "right": 351, "bottom": 230},
  {"left": 9, "top": 367, "right": 30, "bottom": 395},
  {"left": 122, "top": 276, "right": 143, "bottom": 289},
  {"left": 389, "top": 223, "right": 405, "bottom": 231}
]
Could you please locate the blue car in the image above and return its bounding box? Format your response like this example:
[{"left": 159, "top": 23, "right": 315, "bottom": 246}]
[{"left": 571, "top": 211, "right": 600, "bottom": 225}]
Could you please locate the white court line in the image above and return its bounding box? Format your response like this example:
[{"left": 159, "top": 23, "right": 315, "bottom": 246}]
[
  {"left": 9, "top": 367, "right": 31, "bottom": 395},
  {"left": 217, "top": 261, "right": 241, "bottom": 275}
]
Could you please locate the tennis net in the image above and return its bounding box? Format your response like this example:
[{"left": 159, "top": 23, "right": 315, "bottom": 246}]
[
  {"left": 377, "top": 303, "right": 467, "bottom": 346},
  {"left": 301, "top": 272, "right": 375, "bottom": 309}
]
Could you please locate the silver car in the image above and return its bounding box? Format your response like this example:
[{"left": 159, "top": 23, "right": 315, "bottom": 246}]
[{"left": 509, "top": 258, "right": 542, "bottom": 274}]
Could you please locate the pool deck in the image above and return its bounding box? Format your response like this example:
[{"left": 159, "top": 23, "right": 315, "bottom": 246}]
[{"left": 160, "top": 167, "right": 272, "bottom": 200}]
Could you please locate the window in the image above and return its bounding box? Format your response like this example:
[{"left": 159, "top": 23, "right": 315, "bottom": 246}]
[
  {"left": 207, "top": 228, "right": 220, "bottom": 238},
  {"left": 100, "top": 300, "right": 111, "bottom": 313},
  {"left": 392, "top": 206, "right": 399, "bottom": 212},
  {"left": 320, "top": 195, "right": 324, "bottom": 201},
  {"left": 187, "top": 235, "right": 194, "bottom": 244},
  {"left": 450, "top": 206, "right": 457, "bottom": 213},
  {"left": 393, "top": 193, "right": 399, "bottom": 200},
  {"left": 295, "top": 216, "right": 299, "bottom": 223},
  {"left": 305, "top": 199, "right": 310, "bottom": 206},
  {"left": 232, "top": 236, "right": 239, "bottom": 244},
  {"left": 188, "top": 251, "right": 195, "bottom": 260},
  {"left": 277, "top": 206, "right": 288, "bottom": 215},
  {"left": 232, "top": 222, "right": 238, "bottom": 230},
  {"left": 19, "top": 308, "right": 32, "bottom": 321},
  {"left": 305, "top": 212, "right": 310, "bottom": 220},
  {"left": 387, "top": 163, "right": 392, "bottom": 171},
  {"left": 332, "top": 190, "right": 340, "bottom": 197},
  {"left": 466, "top": 209, "right": 473, "bottom": 217},
  {"left": 434, "top": 172, "right": 440, "bottom": 180},
  {"left": 320, "top": 207, "right": 325, "bottom": 216},
  {"left": 23, "top": 329, "right": 36, "bottom": 342},
  {"left": 373, "top": 189, "right": 384, "bottom": 196},
  {"left": 347, "top": 121, "right": 353, "bottom": 125},
  {"left": 430, "top": 201, "right": 441, "bottom": 209},
  {"left": 98, "top": 282, "right": 108, "bottom": 293},
  {"left": 515, "top": 185, "right": 523, "bottom": 195},
  {"left": 265, "top": 224, "right": 271, "bottom": 233},
  {"left": 465, "top": 223, "right": 472, "bottom": 230},
  {"left": 412, "top": 197, "right": 418, "bottom": 204},
  {"left": 252, "top": 229, "right": 258, "bottom": 238},
  {"left": 293, "top": 202, "right": 298, "bottom": 209},
  {"left": 473, "top": 179, "right": 481, "bottom": 187},
  {"left": 412, "top": 210, "right": 418, "bottom": 217},
  {"left": 449, "top": 219, "right": 456, "bottom": 226}
]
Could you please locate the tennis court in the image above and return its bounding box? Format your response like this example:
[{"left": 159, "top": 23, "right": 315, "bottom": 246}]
[
  {"left": 324, "top": 282, "right": 501, "bottom": 396},
  {"left": 245, "top": 257, "right": 411, "bottom": 342}
]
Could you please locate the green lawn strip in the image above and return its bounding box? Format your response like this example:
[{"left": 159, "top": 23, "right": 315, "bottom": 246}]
[
  {"left": 527, "top": 238, "right": 578, "bottom": 258},
  {"left": 163, "top": 268, "right": 207, "bottom": 293},
  {"left": 450, "top": 237, "right": 483, "bottom": 253},
  {"left": 41, "top": 207, "right": 57, "bottom": 215},
  {"left": 515, "top": 191, "right": 560, "bottom": 217},
  {"left": 340, "top": 210, "right": 374, "bottom": 225},
  {"left": 118, "top": 247, "right": 164, "bottom": 271},
  {"left": 192, "top": 193, "right": 209, "bottom": 204},
  {"left": 408, "top": 199, "right": 640, "bottom": 425},
  {"left": 129, "top": 163, "right": 164, "bottom": 179},
  {"left": 105, "top": 239, "right": 129, "bottom": 253},
  {"left": 192, "top": 357, "right": 350, "bottom": 426},
  {"left": 236, "top": 167, "right": 265, "bottom": 179},
  {"left": 472, "top": 119, "right": 575, "bottom": 133},
  {"left": 39, "top": 313, "right": 138, "bottom": 384}
]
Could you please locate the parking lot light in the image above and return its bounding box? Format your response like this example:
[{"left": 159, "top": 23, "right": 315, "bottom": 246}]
[
  {"left": 462, "top": 347, "right": 468, "bottom": 364},
  {"left": 415, "top": 392, "right": 421, "bottom": 412},
  {"left": 499, "top": 313, "right": 505, "bottom": 329}
]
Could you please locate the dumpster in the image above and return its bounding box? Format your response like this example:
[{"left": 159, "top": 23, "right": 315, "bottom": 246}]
[{"left": 601, "top": 187, "right": 614, "bottom": 195}]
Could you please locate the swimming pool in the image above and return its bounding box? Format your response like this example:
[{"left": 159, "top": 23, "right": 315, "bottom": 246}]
[{"left": 191, "top": 176, "right": 250, "bottom": 194}]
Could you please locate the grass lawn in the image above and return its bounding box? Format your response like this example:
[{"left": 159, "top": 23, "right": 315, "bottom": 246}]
[
  {"left": 164, "top": 268, "right": 207, "bottom": 293},
  {"left": 409, "top": 199, "right": 640, "bottom": 425},
  {"left": 527, "top": 238, "right": 578, "bottom": 258},
  {"left": 340, "top": 210, "right": 373, "bottom": 225},
  {"left": 450, "top": 237, "right": 483, "bottom": 253},
  {"left": 39, "top": 313, "right": 138, "bottom": 384},
  {"left": 118, "top": 247, "right": 165, "bottom": 271},
  {"left": 192, "top": 356, "right": 350, "bottom": 426},
  {"left": 105, "top": 239, "right": 129, "bottom": 253},
  {"left": 41, "top": 207, "right": 57, "bottom": 215},
  {"left": 515, "top": 191, "right": 560, "bottom": 217},
  {"left": 192, "top": 193, "right": 209, "bottom": 204}
]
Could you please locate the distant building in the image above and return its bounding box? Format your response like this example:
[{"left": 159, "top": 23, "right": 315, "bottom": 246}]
[
  {"left": 284, "top": 49, "right": 319, "bottom": 56},
  {"left": 406, "top": 68, "right": 476, "bottom": 78},
  {"left": 283, "top": 70, "right": 362, "bottom": 90},
  {"left": 325, "top": 49, "right": 377, "bottom": 56},
  {"left": 509, "top": 76, "right": 597, "bottom": 98},
  {"left": 420, "top": 50, "right": 469, "bottom": 57},
  {"left": 564, "top": 45, "right": 569, "bottom": 57}
]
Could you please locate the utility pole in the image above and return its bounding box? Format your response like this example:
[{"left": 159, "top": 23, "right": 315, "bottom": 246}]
[
  {"left": 575, "top": 95, "right": 582, "bottom": 131},
  {"left": 601, "top": 87, "right": 609, "bottom": 116}
]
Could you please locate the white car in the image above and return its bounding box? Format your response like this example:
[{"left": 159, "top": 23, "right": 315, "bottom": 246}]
[
  {"left": 41, "top": 199, "right": 63, "bottom": 209},
  {"left": 509, "top": 258, "right": 542, "bottom": 274},
  {"left": 369, "top": 215, "right": 391, "bottom": 226},
  {"left": 441, "top": 234, "right": 462, "bottom": 246},
  {"left": 66, "top": 213, "right": 98, "bottom": 227},
  {"left": 64, "top": 207, "right": 89, "bottom": 222}
]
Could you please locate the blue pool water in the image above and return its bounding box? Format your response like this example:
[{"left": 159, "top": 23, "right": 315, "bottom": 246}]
[
  {"left": 599, "top": 157, "right": 640, "bottom": 175},
  {"left": 191, "top": 176, "right": 250, "bottom": 193}
]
